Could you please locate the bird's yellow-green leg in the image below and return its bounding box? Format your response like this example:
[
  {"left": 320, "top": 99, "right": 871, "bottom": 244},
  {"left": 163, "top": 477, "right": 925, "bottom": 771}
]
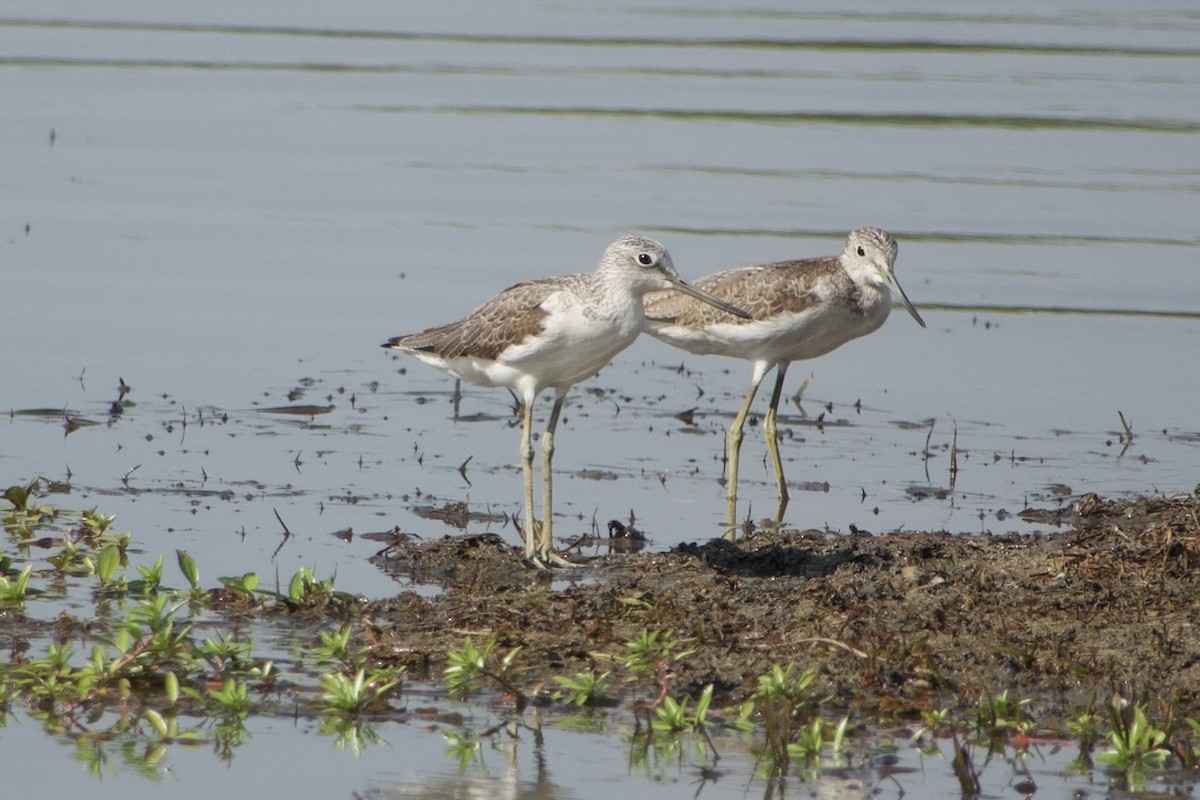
[
  {"left": 763, "top": 361, "right": 791, "bottom": 524},
  {"left": 539, "top": 394, "right": 576, "bottom": 566},
  {"left": 725, "top": 361, "right": 771, "bottom": 539},
  {"left": 519, "top": 396, "right": 539, "bottom": 562}
]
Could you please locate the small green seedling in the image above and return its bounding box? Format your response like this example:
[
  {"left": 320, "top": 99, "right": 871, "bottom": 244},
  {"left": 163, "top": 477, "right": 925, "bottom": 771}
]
[
  {"left": 552, "top": 671, "right": 614, "bottom": 707},
  {"left": 0, "top": 564, "right": 32, "bottom": 604},
  {"left": 444, "top": 636, "right": 524, "bottom": 703},
  {"left": 319, "top": 666, "right": 404, "bottom": 715}
]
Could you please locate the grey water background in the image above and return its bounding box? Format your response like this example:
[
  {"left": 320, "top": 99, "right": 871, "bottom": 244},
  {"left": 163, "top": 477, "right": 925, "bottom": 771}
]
[{"left": 2, "top": 1, "right": 1199, "bottom": 797}]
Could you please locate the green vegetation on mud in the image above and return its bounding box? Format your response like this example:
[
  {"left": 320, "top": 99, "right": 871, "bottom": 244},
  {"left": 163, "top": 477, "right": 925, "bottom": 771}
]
[{"left": 4, "top": 477, "right": 1200, "bottom": 791}]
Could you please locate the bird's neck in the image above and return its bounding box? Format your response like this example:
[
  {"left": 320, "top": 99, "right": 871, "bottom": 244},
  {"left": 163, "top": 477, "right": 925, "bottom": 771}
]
[{"left": 584, "top": 271, "right": 647, "bottom": 323}]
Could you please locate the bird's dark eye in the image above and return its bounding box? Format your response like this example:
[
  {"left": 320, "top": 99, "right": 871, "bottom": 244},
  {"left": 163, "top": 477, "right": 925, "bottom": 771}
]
[
  {"left": 637, "top": 252, "right": 655, "bottom": 266},
  {"left": 856, "top": 246, "right": 866, "bottom": 257}
]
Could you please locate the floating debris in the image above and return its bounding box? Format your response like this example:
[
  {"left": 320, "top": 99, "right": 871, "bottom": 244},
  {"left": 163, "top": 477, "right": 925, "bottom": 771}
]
[{"left": 258, "top": 404, "right": 335, "bottom": 416}]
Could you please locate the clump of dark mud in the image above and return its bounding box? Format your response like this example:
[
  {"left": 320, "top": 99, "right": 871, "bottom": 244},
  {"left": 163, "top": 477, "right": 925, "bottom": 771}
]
[{"left": 364, "top": 490, "right": 1200, "bottom": 720}]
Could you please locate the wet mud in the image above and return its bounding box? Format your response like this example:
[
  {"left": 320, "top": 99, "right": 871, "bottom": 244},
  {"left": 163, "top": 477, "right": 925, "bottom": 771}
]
[{"left": 364, "top": 490, "right": 1200, "bottom": 720}]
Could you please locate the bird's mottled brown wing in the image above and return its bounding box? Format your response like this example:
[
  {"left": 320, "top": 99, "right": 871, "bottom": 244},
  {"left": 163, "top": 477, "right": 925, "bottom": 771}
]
[
  {"left": 645, "top": 257, "right": 845, "bottom": 327},
  {"left": 387, "top": 277, "right": 568, "bottom": 361}
]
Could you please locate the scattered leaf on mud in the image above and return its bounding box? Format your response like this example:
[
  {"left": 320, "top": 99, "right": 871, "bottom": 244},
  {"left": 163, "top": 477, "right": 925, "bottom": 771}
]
[
  {"left": 259, "top": 404, "right": 335, "bottom": 416},
  {"left": 11, "top": 407, "right": 76, "bottom": 418},
  {"left": 412, "top": 502, "right": 506, "bottom": 529},
  {"left": 576, "top": 469, "right": 618, "bottom": 481}
]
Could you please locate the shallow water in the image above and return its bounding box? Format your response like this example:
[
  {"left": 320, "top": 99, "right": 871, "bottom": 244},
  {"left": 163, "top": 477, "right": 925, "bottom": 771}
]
[
  {"left": 5, "top": 699, "right": 1191, "bottom": 800},
  {"left": 2, "top": 1, "right": 1199, "bottom": 796}
]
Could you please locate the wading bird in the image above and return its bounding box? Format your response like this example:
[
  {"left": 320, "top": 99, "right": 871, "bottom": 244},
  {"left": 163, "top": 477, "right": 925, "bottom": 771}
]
[
  {"left": 644, "top": 227, "right": 926, "bottom": 534},
  {"left": 384, "top": 235, "right": 749, "bottom": 566}
]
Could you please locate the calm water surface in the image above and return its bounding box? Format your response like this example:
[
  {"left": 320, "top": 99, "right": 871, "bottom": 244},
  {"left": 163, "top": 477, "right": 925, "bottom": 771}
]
[{"left": 2, "top": 1, "right": 1199, "bottom": 797}]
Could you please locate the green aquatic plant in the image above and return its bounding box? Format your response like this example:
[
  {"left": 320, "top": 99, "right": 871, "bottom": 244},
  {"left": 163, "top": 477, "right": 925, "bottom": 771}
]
[
  {"left": 651, "top": 693, "right": 693, "bottom": 733},
  {"left": 442, "top": 730, "right": 484, "bottom": 773},
  {"left": 972, "top": 689, "right": 1033, "bottom": 737},
  {"left": 650, "top": 683, "right": 714, "bottom": 734},
  {"left": 2, "top": 478, "right": 57, "bottom": 539},
  {"left": 176, "top": 549, "right": 202, "bottom": 593},
  {"left": 552, "top": 670, "right": 613, "bottom": 707},
  {"left": 910, "top": 706, "right": 954, "bottom": 756},
  {"left": 120, "top": 595, "right": 195, "bottom": 668},
  {"left": 1067, "top": 707, "right": 1101, "bottom": 749},
  {"left": 9, "top": 594, "right": 199, "bottom": 720},
  {"left": 205, "top": 678, "right": 253, "bottom": 718},
  {"left": 1097, "top": 700, "right": 1171, "bottom": 784},
  {"left": 143, "top": 708, "right": 203, "bottom": 744},
  {"left": 319, "top": 666, "right": 404, "bottom": 715},
  {"left": 618, "top": 628, "right": 695, "bottom": 684},
  {"left": 212, "top": 566, "right": 347, "bottom": 610},
  {"left": 286, "top": 565, "right": 334, "bottom": 604},
  {"left": 444, "top": 636, "right": 525, "bottom": 704},
  {"left": 788, "top": 715, "right": 849, "bottom": 764},
  {"left": 319, "top": 715, "right": 386, "bottom": 756},
  {"left": 127, "top": 554, "right": 164, "bottom": 595},
  {"left": 313, "top": 625, "right": 364, "bottom": 670},
  {"left": 0, "top": 564, "right": 32, "bottom": 604},
  {"left": 48, "top": 537, "right": 85, "bottom": 574},
  {"left": 217, "top": 571, "right": 261, "bottom": 601},
  {"left": 0, "top": 487, "right": 389, "bottom": 774},
  {"left": 77, "top": 507, "right": 117, "bottom": 544},
  {"left": 913, "top": 705, "right": 953, "bottom": 740},
  {"left": 1184, "top": 718, "right": 1200, "bottom": 769},
  {"left": 77, "top": 511, "right": 134, "bottom": 582},
  {"left": 752, "top": 664, "right": 825, "bottom": 777},
  {"left": 12, "top": 642, "right": 78, "bottom": 712},
  {"left": 196, "top": 633, "right": 254, "bottom": 677},
  {"left": 95, "top": 543, "right": 124, "bottom": 589},
  {"left": 1066, "top": 708, "right": 1102, "bottom": 773}
]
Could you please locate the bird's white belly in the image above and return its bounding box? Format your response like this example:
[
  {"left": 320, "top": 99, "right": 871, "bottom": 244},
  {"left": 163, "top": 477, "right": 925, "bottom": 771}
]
[
  {"left": 503, "top": 312, "right": 640, "bottom": 390},
  {"left": 649, "top": 301, "right": 890, "bottom": 364},
  {"left": 416, "top": 308, "right": 641, "bottom": 395}
]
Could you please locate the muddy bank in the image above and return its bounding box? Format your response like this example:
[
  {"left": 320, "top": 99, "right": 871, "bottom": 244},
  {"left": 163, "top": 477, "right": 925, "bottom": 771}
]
[{"left": 363, "top": 490, "right": 1200, "bottom": 721}]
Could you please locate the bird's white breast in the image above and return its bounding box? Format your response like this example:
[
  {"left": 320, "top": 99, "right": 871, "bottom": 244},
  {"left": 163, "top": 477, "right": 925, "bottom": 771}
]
[
  {"left": 648, "top": 287, "right": 892, "bottom": 365},
  {"left": 500, "top": 286, "right": 642, "bottom": 391}
]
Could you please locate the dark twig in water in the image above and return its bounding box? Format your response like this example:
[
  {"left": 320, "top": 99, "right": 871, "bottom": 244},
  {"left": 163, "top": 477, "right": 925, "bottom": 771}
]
[
  {"left": 791, "top": 371, "right": 814, "bottom": 418},
  {"left": 740, "top": 502, "right": 756, "bottom": 538},
  {"left": 692, "top": 727, "right": 722, "bottom": 782},
  {"left": 630, "top": 660, "right": 672, "bottom": 740},
  {"left": 121, "top": 465, "right": 141, "bottom": 487},
  {"left": 950, "top": 417, "right": 959, "bottom": 492},
  {"left": 1117, "top": 410, "right": 1134, "bottom": 442},
  {"left": 271, "top": 508, "right": 293, "bottom": 560},
  {"left": 951, "top": 733, "right": 981, "bottom": 796},
  {"left": 923, "top": 419, "right": 936, "bottom": 482},
  {"left": 1117, "top": 410, "right": 1134, "bottom": 458}
]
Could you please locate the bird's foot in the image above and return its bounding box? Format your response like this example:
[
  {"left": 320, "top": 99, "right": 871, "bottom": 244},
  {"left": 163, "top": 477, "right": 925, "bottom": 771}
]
[
  {"left": 517, "top": 518, "right": 580, "bottom": 569},
  {"left": 542, "top": 550, "right": 580, "bottom": 569},
  {"left": 524, "top": 548, "right": 580, "bottom": 570}
]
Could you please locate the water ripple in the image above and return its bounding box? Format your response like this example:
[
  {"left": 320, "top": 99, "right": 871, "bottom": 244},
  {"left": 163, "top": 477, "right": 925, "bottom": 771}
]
[
  {"left": 354, "top": 104, "right": 1200, "bottom": 134},
  {"left": 4, "top": 17, "right": 1200, "bottom": 58}
]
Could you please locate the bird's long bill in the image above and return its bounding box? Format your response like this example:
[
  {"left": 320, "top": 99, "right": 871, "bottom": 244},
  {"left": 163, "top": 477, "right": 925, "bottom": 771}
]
[
  {"left": 888, "top": 272, "right": 926, "bottom": 328},
  {"left": 667, "top": 277, "right": 753, "bottom": 320}
]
